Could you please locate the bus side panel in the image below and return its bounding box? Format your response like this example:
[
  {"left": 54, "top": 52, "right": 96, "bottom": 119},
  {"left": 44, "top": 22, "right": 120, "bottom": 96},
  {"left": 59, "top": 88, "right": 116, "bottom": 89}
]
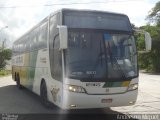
[
  {"left": 45, "top": 77, "right": 63, "bottom": 108},
  {"left": 18, "top": 53, "right": 29, "bottom": 86},
  {"left": 44, "top": 12, "right": 64, "bottom": 108},
  {"left": 32, "top": 48, "right": 48, "bottom": 96},
  {"left": 12, "top": 55, "right": 24, "bottom": 81},
  {"left": 12, "top": 66, "right": 20, "bottom": 80},
  {"left": 27, "top": 50, "right": 38, "bottom": 90}
]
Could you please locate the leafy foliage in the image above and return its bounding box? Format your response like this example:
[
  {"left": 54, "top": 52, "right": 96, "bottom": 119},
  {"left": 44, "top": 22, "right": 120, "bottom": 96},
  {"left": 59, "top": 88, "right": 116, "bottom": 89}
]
[
  {"left": 0, "top": 49, "right": 12, "bottom": 71},
  {"left": 137, "top": 25, "right": 160, "bottom": 72},
  {"left": 147, "top": 1, "right": 160, "bottom": 24},
  {"left": 137, "top": 1, "right": 160, "bottom": 72},
  {"left": 0, "top": 70, "right": 11, "bottom": 77}
]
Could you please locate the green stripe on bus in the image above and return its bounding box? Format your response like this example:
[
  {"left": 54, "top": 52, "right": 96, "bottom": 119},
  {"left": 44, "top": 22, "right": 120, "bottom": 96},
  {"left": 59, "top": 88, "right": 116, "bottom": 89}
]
[
  {"left": 103, "top": 82, "right": 114, "bottom": 87},
  {"left": 103, "top": 81, "right": 130, "bottom": 88},
  {"left": 28, "top": 51, "right": 38, "bottom": 90},
  {"left": 112, "top": 82, "right": 122, "bottom": 87}
]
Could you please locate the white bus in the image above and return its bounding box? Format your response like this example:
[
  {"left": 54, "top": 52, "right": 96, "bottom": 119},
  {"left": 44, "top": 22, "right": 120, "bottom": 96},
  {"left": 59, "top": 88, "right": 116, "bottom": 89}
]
[{"left": 12, "top": 9, "right": 151, "bottom": 109}]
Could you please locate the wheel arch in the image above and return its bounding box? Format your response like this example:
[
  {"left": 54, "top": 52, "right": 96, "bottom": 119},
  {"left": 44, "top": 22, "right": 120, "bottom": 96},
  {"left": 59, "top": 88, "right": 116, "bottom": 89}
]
[{"left": 40, "top": 78, "right": 46, "bottom": 87}]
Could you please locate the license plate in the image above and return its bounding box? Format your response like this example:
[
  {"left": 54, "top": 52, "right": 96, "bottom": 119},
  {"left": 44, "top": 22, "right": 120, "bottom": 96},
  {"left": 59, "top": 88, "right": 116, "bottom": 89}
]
[{"left": 101, "top": 98, "right": 112, "bottom": 103}]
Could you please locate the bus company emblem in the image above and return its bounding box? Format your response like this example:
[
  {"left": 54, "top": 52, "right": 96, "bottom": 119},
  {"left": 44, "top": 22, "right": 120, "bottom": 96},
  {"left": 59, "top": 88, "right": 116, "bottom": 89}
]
[
  {"left": 40, "top": 57, "right": 46, "bottom": 63},
  {"left": 51, "top": 87, "right": 60, "bottom": 102},
  {"left": 106, "top": 88, "right": 110, "bottom": 93}
]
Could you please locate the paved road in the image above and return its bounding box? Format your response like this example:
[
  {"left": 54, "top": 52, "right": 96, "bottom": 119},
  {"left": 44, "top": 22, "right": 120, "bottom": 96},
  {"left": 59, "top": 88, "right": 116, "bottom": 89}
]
[
  {"left": 0, "top": 73, "right": 160, "bottom": 119},
  {"left": 112, "top": 72, "right": 160, "bottom": 114},
  {"left": 0, "top": 76, "right": 118, "bottom": 114}
]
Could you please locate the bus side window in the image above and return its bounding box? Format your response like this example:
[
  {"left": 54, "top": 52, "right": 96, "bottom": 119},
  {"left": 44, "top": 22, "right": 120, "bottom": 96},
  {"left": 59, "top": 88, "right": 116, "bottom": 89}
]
[
  {"left": 21, "top": 37, "right": 26, "bottom": 53},
  {"left": 13, "top": 44, "right": 17, "bottom": 56},
  {"left": 38, "top": 22, "right": 47, "bottom": 49},
  {"left": 30, "top": 28, "right": 38, "bottom": 51},
  {"left": 25, "top": 35, "right": 30, "bottom": 52},
  {"left": 19, "top": 41, "right": 23, "bottom": 54}
]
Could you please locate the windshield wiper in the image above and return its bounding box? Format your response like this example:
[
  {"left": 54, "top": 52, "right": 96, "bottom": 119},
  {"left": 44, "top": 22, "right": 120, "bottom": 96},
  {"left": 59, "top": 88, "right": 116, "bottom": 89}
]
[{"left": 107, "top": 41, "right": 126, "bottom": 80}]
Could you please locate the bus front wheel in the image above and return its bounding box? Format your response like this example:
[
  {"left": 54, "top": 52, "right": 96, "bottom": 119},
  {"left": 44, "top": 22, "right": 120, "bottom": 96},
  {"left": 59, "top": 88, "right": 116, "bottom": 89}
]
[{"left": 40, "top": 81, "right": 52, "bottom": 108}]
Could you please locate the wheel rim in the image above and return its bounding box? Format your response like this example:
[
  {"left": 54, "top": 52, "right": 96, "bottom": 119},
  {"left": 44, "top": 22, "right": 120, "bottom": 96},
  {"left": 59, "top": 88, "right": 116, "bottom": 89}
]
[
  {"left": 16, "top": 76, "right": 20, "bottom": 87},
  {"left": 41, "top": 84, "right": 48, "bottom": 103}
]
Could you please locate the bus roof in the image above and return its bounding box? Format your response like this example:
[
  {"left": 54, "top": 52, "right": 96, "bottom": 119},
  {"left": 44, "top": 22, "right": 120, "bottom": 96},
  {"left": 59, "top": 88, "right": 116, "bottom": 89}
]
[
  {"left": 61, "top": 8, "right": 132, "bottom": 32},
  {"left": 13, "top": 8, "right": 132, "bottom": 45},
  {"left": 52, "top": 8, "right": 128, "bottom": 17}
]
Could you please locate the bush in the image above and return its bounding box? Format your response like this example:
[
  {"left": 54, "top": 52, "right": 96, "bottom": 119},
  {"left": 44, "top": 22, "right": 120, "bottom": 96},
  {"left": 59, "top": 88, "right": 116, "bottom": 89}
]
[
  {"left": 137, "top": 25, "right": 160, "bottom": 73},
  {"left": 0, "top": 70, "right": 11, "bottom": 77}
]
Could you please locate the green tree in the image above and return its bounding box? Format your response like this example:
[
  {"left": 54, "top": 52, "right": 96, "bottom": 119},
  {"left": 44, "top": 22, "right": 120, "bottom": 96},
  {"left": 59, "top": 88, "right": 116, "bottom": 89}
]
[
  {"left": 137, "top": 1, "right": 160, "bottom": 72},
  {"left": 137, "top": 25, "right": 160, "bottom": 72},
  {"left": 0, "top": 49, "right": 12, "bottom": 71},
  {"left": 147, "top": 1, "right": 160, "bottom": 24}
]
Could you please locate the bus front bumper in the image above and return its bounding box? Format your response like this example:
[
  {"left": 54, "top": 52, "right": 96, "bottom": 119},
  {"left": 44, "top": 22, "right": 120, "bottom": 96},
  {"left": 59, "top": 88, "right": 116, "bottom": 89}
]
[{"left": 62, "top": 89, "right": 138, "bottom": 109}]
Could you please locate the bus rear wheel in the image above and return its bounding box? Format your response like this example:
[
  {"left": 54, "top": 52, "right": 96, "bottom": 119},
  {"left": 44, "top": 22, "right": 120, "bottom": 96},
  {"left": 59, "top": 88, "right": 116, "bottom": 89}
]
[
  {"left": 16, "top": 74, "right": 22, "bottom": 89},
  {"left": 40, "top": 81, "right": 52, "bottom": 108}
]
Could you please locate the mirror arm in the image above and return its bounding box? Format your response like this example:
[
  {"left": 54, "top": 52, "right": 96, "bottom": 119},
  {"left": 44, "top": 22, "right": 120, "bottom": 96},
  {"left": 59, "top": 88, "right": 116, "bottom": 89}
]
[
  {"left": 53, "top": 33, "right": 59, "bottom": 48},
  {"left": 138, "top": 51, "right": 149, "bottom": 54},
  {"left": 133, "top": 28, "right": 145, "bottom": 34}
]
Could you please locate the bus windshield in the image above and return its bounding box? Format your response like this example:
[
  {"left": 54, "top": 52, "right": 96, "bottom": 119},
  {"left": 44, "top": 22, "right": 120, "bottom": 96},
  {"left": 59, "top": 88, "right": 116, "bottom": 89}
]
[{"left": 65, "top": 30, "right": 138, "bottom": 81}]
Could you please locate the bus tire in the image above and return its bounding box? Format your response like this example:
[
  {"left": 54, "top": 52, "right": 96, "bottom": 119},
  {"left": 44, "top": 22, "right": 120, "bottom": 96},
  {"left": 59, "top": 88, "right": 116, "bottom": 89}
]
[
  {"left": 16, "top": 74, "right": 23, "bottom": 89},
  {"left": 40, "top": 81, "right": 52, "bottom": 108},
  {"left": 14, "top": 73, "right": 17, "bottom": 81}
]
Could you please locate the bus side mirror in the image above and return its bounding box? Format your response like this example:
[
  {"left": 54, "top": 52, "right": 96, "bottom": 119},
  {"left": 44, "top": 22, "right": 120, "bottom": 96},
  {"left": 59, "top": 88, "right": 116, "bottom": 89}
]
[
  {"left": 144, "top": 32, "right": 152, "bottom": 51},
  {"left": 133, "top": 29, "right": 152, "bottom": 53},
  {"left": 58, "top": 25, "right": 68, "bottom": 50}
]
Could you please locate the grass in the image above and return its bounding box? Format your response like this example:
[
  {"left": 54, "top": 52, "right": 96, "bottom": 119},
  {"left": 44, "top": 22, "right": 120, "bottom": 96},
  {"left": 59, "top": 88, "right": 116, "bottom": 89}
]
[{"left": 0, "top": 70, "right": 11, "bottom": 77}]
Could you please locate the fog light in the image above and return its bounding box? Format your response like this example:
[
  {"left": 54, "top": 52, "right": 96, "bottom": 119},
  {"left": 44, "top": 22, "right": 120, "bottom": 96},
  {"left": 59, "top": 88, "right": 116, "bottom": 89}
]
[
  {"left": 129, "top": 101, "right": 135, "bottom": 105},
  {"left": 128, "top": 83, "right": 138, "bottom": 91},
  {"left": 70, "top": 104, "right": 76, "bottom": 107}
]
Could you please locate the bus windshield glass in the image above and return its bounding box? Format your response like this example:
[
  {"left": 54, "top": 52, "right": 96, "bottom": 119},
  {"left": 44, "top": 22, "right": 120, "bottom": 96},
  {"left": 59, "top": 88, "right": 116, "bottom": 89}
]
[{"left": 65, "top": 30, "right": 138, "bottom": 81}]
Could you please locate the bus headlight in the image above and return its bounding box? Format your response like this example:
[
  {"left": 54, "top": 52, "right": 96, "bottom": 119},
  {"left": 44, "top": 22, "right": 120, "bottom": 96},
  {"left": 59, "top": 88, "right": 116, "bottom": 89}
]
[
  {"left": 66, "top": 85, "right": 86, "bottom": 93},
  {"left": 127, "top": 83, "right": 138, "bottom": 91}
]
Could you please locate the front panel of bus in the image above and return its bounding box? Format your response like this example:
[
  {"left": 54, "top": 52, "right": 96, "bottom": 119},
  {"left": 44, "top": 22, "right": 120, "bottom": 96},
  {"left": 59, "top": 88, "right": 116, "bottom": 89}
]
[{"left": 62, "top": 10, "right": 138, "bottom": 109}]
